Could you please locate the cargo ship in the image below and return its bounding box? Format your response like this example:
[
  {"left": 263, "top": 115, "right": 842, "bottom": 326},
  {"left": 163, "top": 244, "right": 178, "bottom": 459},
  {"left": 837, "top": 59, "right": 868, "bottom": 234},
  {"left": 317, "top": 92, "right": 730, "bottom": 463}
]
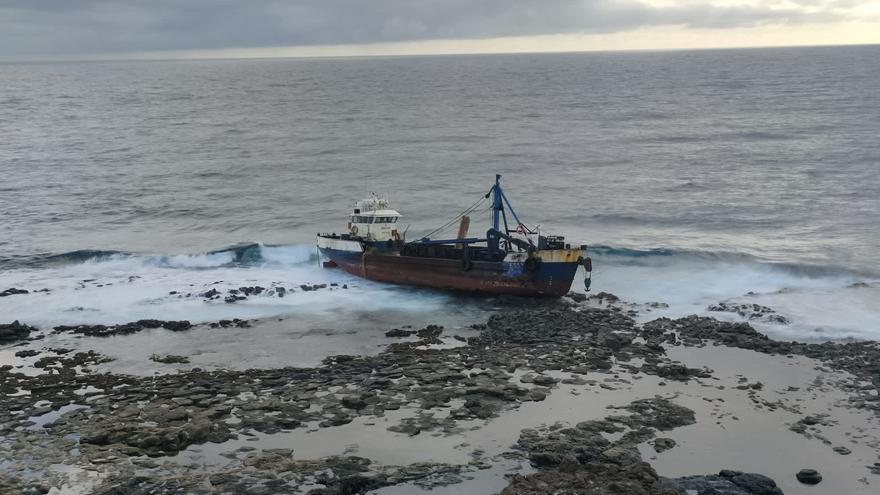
[{"left": 316, "top": 175, "right": 591, "bottom": 297}]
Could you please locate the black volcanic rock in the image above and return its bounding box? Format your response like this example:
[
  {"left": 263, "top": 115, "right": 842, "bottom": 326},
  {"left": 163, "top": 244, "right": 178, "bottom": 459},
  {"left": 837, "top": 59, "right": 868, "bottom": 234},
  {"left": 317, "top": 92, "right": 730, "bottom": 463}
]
[
  {"left": 53, "top": 320, "right": 192, "bottom": 337},
  {"left": 795, "top": 468, "right": 822, "bottom": 485},
  {"left": 0, "top": 320, "right": 36, "bottom": 342},
  {"left": 385, "top": 328, "right": 416, "bottom": 338},
  {"left": 0, "top": 288, "right": 29, "bottom": 297},
  {"left": 674, "top": 470, "right": 784, "bottom": 494},
  {"left": 503, "top": 397, "right": 773, "bottom": 495}
]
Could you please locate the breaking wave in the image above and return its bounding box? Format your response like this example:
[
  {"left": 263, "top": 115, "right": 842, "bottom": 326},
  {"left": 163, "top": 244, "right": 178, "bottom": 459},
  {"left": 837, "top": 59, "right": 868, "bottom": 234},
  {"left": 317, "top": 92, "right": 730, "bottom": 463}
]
[
  {"left": 587, "top": 245, "right": 879, "bottom": 341},
  {"left": 2, "top": 243, "right": 319, "bottom": 270},
  {"left": 10, "top": 243, "right": 870, "bottom": 280},
  {"left": 0, "top": 243, "right": 452, "bottom": 328},
  {"left": 0, "top": 242, "right": 877, "bottom": 341},
  {"left": 589, "top": 245, "right": 873, "bottom": 279}
]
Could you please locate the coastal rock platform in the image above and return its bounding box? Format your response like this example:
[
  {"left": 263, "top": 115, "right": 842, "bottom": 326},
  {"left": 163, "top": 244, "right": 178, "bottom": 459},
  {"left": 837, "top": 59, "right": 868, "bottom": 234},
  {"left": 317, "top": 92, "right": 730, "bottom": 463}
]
[{"left": 1, "top": 295, "right": 879, "bottom": 494}]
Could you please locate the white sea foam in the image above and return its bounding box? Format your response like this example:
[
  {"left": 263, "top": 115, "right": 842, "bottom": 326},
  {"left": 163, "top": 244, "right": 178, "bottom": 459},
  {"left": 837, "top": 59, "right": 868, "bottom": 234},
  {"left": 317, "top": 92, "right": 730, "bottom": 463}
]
[
  {"left": 156, "top": 252, "right": 236, "bottom": 269},
  {"left": 0, "top": 244, "right": 450, "bottom": 328},
  {"left": 583, "top": 249, "right": 880, "bottom": 341},
  {"left": 1, "top": 243, "right": 878, "bottom": 341}
]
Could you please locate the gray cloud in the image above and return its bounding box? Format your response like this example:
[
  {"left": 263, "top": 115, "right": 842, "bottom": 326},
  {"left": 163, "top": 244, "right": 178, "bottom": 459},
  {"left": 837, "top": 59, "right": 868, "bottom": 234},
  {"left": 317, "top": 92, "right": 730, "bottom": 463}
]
[{"left": 0, "top": 0, "right": 848, "bottom": 58}]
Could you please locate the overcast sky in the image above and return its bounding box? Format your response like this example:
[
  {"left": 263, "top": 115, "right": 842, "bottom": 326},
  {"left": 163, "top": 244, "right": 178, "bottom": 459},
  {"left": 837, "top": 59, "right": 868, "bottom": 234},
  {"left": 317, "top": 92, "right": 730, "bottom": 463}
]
[{"left": 1, "top": 0, "right": 878, "bottom": 60}]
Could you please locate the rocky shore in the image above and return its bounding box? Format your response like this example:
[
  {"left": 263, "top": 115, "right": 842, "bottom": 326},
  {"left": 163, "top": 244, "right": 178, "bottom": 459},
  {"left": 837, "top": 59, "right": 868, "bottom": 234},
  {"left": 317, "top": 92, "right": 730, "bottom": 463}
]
[{"left": 1, "top": 294, "right": 879, "bottom": 494}]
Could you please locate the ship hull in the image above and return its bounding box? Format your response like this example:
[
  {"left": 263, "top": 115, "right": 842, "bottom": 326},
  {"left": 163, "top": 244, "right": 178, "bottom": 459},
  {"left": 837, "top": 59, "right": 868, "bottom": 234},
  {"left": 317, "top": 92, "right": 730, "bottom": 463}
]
[{"left": 317, "top": 236, "right": 582, "bottom": 297}]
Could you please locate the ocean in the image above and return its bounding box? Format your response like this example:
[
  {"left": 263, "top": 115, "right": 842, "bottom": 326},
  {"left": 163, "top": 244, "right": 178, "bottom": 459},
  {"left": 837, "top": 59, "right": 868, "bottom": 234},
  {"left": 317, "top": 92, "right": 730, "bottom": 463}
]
[{"left": 1, "top": 45, "right": 878, "bottom": 344}]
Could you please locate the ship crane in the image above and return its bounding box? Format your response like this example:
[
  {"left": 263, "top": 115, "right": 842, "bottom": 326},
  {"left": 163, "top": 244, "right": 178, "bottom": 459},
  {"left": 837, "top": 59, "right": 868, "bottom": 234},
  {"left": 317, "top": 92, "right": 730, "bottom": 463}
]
[{"left": 316, "top": 175, "right": 592, "bottom": 297}]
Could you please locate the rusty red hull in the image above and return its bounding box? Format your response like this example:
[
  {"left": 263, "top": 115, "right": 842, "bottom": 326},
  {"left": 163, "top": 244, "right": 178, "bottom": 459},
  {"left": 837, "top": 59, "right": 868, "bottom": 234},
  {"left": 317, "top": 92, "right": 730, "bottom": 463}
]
[{"left": 332, "top": 252, "right": 576, "bottom": 297}]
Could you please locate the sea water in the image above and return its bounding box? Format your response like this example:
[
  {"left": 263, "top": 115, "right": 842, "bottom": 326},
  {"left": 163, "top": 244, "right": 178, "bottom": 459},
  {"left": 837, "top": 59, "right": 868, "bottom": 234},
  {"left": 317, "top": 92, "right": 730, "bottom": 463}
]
[{"left": 1, "top": 46, "right": 878, "bottom": 341}]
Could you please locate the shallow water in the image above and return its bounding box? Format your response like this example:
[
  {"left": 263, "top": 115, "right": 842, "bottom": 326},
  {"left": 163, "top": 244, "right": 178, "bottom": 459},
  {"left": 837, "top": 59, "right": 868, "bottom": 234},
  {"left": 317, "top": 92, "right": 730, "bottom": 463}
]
[
  {"left": 649, "top": 345, "right": 880, "bottom": 495},
  {"left": 162, "top": 347, "right": 880, "bottom": 495}
]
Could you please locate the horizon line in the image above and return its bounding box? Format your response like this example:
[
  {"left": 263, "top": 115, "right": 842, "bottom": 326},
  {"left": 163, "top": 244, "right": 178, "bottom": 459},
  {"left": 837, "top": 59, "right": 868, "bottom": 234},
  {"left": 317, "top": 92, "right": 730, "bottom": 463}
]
[{"left": 2, "top": 39, "right": 878, "bottom": 65}]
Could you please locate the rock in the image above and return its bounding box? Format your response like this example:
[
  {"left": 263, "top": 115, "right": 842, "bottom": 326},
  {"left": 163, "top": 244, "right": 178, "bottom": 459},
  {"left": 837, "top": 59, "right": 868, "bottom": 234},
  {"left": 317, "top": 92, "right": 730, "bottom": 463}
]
[
  {"left": 236, "top": 286, "right": 265, "bottom": 296},
  {"left": 598, "top": 332, "right": 633, "bottom": 350},
  {"left": 319, "top": 416, "right": 353, "bottom": 428},
  {"left": 341, "top": 396, "right": 368, "bottom": 410},
  {"left": 135, "top": 319, "right": 164, "bottom": 328},
  {"left": 52, "top": 319, "right": 191, "bottom": 337},
  {"left": 675, "top": 470, "right": 784, "bottom": 495},
  {"left": 0, "top": 320, "right": 36, "bottom": 342},
  {"left": 796, "top": 468, "right": 822, "bottom": 485},
  {"left": 0, "top": 302, "right": 850, "bottom": 495},
  {"left": 588, "top": 291, "right": 620, "bottom": 303},
  {"left": 416, "top": 325, "right": 443, "bottom": 338},
  {"left": 651, "top": 363, "right": 711, "bottom": 381},
  {"left": 601, "top": 445, "right": 641, "bottom": 464},
  {"left": 566, "top": 291, "right": 587, "bottom": 302},
  {"left": 653, "top": 437, "right": 676, "bottom": 453},
  {"left": 507, "top": 397, "right": 707, "bottom": 494},
  {"left": 833, "top": 446, "right": 851, "bottom": 455},
  {"left": 262, "top": 448, "right": 293, "bottom": 457},
  {"left": 162, "top": 320, "right": 192, "bottom": 332},
  {"left": 1, "top": 288, "right": 29, "bottom": 297},
  {"left": 480, "top": 307, "right": 635, "bottom": 345},
  {"left": 150, "top": 354, "right": 190, "bottom": 364},
  {"left": 707, "top": 302, "right": 789, "bottom": 324},
  {"left": 14, "top": 349, "right": 41, "bottom": 358},
  {"left": 646, "top": 301, "right": 669, "bottom": 309},
  {"left": 531, "top": 375, "right": 558, "bottom": 387},
  {"left": 385, "top": 328, "right": 415, "bottom": 338},
  {"left": 387, "top": 423, "right": 421, "bottom": 436},
  {"left": 527, "top": 389, "right": 547, "bottom": 401},
  {"left": 81, "top": 432, "right": 110, "bottom": 445},
  {"left": 766, "top": 314, "right": 790, "bottom": 324}
]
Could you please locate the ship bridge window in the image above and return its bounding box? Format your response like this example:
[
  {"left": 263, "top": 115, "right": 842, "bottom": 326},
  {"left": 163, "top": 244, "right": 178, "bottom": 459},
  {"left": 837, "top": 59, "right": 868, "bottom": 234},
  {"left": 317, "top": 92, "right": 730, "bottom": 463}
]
[{"left": 352, "top": 215, "right": 398, "bottom": 223}]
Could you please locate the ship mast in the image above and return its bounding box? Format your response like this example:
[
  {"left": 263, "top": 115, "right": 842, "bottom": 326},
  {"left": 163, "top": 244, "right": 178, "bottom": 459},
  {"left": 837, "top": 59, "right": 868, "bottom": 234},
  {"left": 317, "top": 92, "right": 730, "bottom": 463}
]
[{"left": 491, "top": 174, "right": 527, "bottom": 238}]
